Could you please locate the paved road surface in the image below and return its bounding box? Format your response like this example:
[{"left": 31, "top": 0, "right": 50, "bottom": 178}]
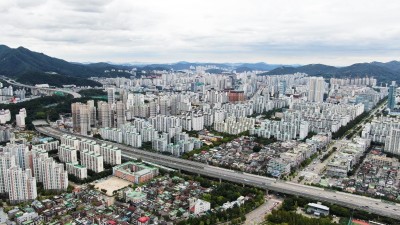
[
  {"left": 2, "top": 77, "right": 81, "bottom": 98},
  {"left": 245, "top": 196, "right": 282, "bottom": 225}
]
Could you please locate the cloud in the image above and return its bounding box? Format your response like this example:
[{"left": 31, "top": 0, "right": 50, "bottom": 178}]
[{"left": 0, "top": 0, "right": 399, "bottom": 65}]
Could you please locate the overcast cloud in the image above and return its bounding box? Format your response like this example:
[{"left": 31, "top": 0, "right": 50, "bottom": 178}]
[{"left": 0, "top": 0, "right": 399, "bottom": 65}]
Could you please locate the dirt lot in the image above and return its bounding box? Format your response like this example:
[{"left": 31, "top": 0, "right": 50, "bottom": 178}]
[{"left": 93, "top": 176, "right": 132, "bottom": 196}]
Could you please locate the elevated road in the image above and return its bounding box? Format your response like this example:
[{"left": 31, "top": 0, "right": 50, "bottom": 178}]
[
  {"left": 36, "top": 126, "right": 400, "bottom": 220},
  {"left": 1, "top": 77, "right": 81, "bottom": 98}
]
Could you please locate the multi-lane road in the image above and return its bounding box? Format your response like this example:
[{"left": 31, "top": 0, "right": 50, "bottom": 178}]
[
  {"left": 36, "top": 126, "right": 400, "bottom": 220},
  {"left": 1, "top": 77, "right": 82, "bottom": 98}
]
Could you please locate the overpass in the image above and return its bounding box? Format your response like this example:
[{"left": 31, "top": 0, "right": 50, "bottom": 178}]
[
  {"left": 35, "top": 126, "right": 400, "bottom": 220},
  {"left": 2, "top": 77, "right": 81, "bottom": 98}
]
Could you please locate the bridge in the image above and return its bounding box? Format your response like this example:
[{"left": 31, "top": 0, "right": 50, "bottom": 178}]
[{"left": 35, "top": 126, "right": 400, "bottom": 220}]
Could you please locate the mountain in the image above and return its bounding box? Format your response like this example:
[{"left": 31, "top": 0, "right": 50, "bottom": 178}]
[
  {"left": 0, "top": 45, "right": 132, "bottom": 78},
  {"left": 370, "top": 61, "right": 400, "bottom": 72},
  {"left": 0, "top": 45, "right": 139, "bottom": 86},
  {"left": 263, "top": 62, "right": 400, "bottom": 84},
  {"left": 262, "top": 64, "right": 337, "bottom": 76},
  {"left": 235, "top": 62, "right": 285, "bottom": 72}
]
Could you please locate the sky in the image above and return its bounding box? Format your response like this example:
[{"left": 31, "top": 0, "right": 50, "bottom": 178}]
[{"left": 1, "top": 0, "right": 400, "bottom": 66}]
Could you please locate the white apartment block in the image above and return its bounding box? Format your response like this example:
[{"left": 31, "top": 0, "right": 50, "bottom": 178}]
[
  {"left": 99, "top": 127, "right": 123, "bottom": 143},
  {"left": 116, "top": 101, "right": 126, "bottom": 128},
  {"left": 290, "top": 102, "right": 364, "bottom": 133},
  {"left": 151, "top": 115, "right": 181, "bottom": 133},
  {"left": 1, "top": 143, "right": 30, "bottom": 170},
  {"left": 31, "top": 149, "right": 48, "bottom": 183},
  {"left": 385, "top": 128, "right": 400, "bottom": 156},
  {"left": 250, "top": 117, "right": 309, "bottom": 141},
  {"left": 0, "top": 152, "right": 15, "bottom": 193},
  {"left": 32, "top": 140, "right": 59, "bottom": 152},
  {"left": 16, "top": 108, "right": 26, "bottom": 128},
  {"left": 99, "top": 125, "right": 142, "bottom": 148},
  {"left": 361, "top": 116, "right": 400, "bottom": 155},
  {"left": 222, "top": 103, "right": 254, "bottom": 118},
  {"left": 0, "top": 109, "right": 11, "bottom": 124},
  {"left": 71, "top": 102, "right": 92, "bottom": 135},
  {"left": 66, "top": 162, "right": 88, "bottom": 179},
  {"left": 81, "top": 149, "right": 104, "bottom": 173},
  {"left": 58, "top": 144, "right": 78, "bottom": 163},
  {"left": 61, "top": 135, "right": 80, "bottom": 150},
  {"left": 152, "top": 137, "right": 168, "bottom": 152},
  {"left": 191, "top": 114, "right": 204, "bottom": 131},
  {"left": 308, "top": 77, "right": 325, "bottom": 103},
  {"left": 97, "top": 101, "right": 112, "bottom": 128},
  {"left": 124, "top": 131, "right": 142, "bottom": 147},
  {"left": 32, "top": 149, "right": 68, "bottom": 191},
  {"left": 214, "top": 117, "right": 255, "bottom": 135},
  {"left": 40, "top": 158, "right": 68, "bottom": 191},
  {"left": 7, "top": 167, "right": 37, "bottom": 203},
  {"left": 99, "top": 143, "right": 121, "bottom": 165},
  {"left": 330, "top": 77, "right": 377, "bottom": 87},
  {"left": 79, "top": 139, "right": 100, "bottom": 154}
]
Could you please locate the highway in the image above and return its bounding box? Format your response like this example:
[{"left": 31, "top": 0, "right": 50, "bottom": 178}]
[
  {"left": 36, "top": 126, "right": 400, "bottom": 220},
  {"left": 1, "top": 77, "right": 82, "bottom": 98}
]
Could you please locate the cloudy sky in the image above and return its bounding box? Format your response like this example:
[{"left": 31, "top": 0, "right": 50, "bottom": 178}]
[{"left": 1, "top": 0, "right": 399, "bottom": 65}]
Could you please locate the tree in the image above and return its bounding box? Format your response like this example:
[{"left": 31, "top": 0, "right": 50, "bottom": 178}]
[
  {"left": 35, "top": 111, "right": 46, "bottom": 119},
  {"left": 282, "top": 198, "right": 296, "bottom": 211},
  {"left": 252, "top": 145, "right": 262, "bottom": 152}
]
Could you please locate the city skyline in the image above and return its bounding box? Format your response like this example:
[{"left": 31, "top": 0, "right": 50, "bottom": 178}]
[{"left": 1, "top": 0, "right": 400, "bottom": 66}]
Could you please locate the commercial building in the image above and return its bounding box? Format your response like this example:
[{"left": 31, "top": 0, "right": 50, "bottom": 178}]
[{"left": 306, "top": 203, "right": 329, "bottom": 216}]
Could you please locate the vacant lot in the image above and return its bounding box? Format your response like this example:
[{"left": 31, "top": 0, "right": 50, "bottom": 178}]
[{"left": 94, "top": 176, "right": 131, "bottom": 196}]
